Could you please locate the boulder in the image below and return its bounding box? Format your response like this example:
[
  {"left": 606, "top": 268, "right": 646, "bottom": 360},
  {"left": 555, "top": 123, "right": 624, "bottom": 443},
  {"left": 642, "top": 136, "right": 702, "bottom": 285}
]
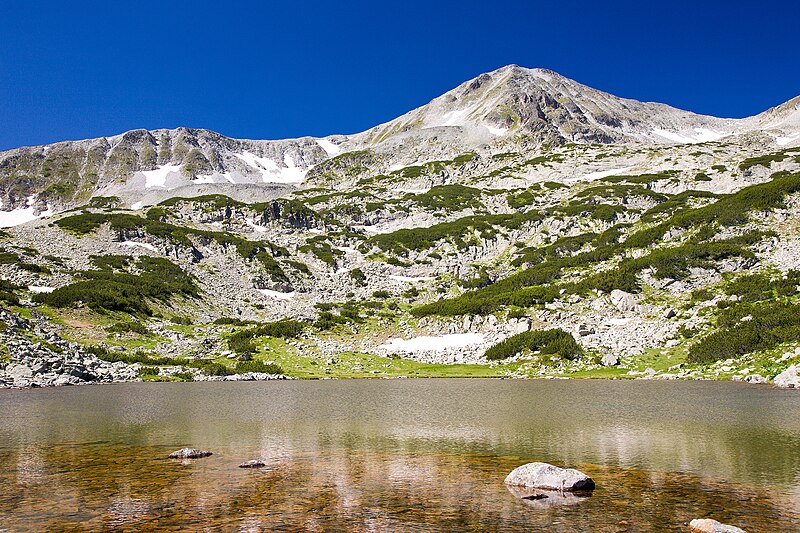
[
  {"left": 54, "top": 374, "right": 81, "bottom": 386},
  {"left": 168, "top": 448, "right": 213, "bottom": 459},
  {"left": 744, "top": 374, "right": 766, "bottom": 384},
  {"left": 601, "top": 354, "right": 619, "bottom": 367},
  {"left": 238, "top": 460, "right": 266, "bottom": 469},
  {"left": 609, "top": 290, "right": 639, "bottom": 313},
  {"left": 504, "top": 462, "right": 595, "bottom": 492},
  {"left": 774, "top": 365, "right": 799, "bottom": 388},
  {"left": 688, "top": 518, "right": 746, "bottom": 533}
]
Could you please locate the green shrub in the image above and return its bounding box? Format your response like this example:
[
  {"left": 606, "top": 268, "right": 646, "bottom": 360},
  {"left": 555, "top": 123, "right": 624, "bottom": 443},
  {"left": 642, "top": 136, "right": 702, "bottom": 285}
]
[
  {"left": 234, "top": 360, "right": 283, "bottom": 374},
  {"left": 688, "top": 302, "right": 800, "bottom": 363},
  {"left": 138, "top": 366, "right": 160, "bottom": 376},
  {"left": 55, "top": 212, "right": 288, "bottom": 281},
  {"left": 106, "top": 321, "right": 149, "bottom": 335},
  {"left": 484, "top": 329, "right": 581, "bottom": 361},
  {"left": 33, "top": 256, "right": 197, "bottom": 314},
  {"left": 227, "top": 319, "right": 305, "bottom": 354},
  {"left": 349, "top": 268, "right": 366, "bottom": 284}
]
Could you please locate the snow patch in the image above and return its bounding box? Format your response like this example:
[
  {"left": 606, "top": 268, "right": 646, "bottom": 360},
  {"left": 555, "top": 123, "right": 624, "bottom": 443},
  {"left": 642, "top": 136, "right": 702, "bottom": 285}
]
[
  {"left": 257, "top": 289, "right": 295, "bottom": 300},
  {"left": 0, "top": 201, "right": 53, "bottom": 227},
  {"left": 569, "top": 167, "right": 633, "bottom": 183},
  {"left": 652, "top": 128, "right": 725, "bottom": 144},
  {"left": 28, "top": 286, "right": 55, "bottom": 294},
  {"left": 234, "top": 151, "right": 306, "bottom": 184},
  {"left": 441, "top": 109, "right": 468, "bottom": 126},
  {"left": 316, "top": 139, "right": 341, "bottom": 156},
  {"left": 246, "top": 219, "right": 267, "bottom": 233},
  {"left": 692, "top": 128, "right": 726, "bottom": 143},
  {"left": 379, "top": 333, "right": 484, "bottom": 352},
  {"left": 142, "top": 164, "right": 183, "bottom": 188},
  {"left": 394, "top": 187, "right": 430, "bottom": 194},
  {"left": 388, "top": 275, "right": 435, "bottom": 282},
  {"left": 120, "top": 241, "right": 157, "bottom": 252},
  {"left": 776, "top": 132, "right": 800, "bottom": 146},
  {"left": 485, "top": 125, "right": 508, "bottom": 136},
  {"left": 131, "top": 202, "right": 143, "bottom": 210}
]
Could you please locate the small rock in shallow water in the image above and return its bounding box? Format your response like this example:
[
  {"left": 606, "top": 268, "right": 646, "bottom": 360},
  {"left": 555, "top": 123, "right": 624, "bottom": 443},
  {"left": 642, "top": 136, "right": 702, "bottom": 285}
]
[
  {"left": 238, "top": 460, "right": 266, "bottom": 468},
  {"left": 168, "top": 448, "right": 213, "bottom": 459},
  {"left": 504, "top": 462, "right": 595, "bottom": 491},
  {"left": 688, "top": 518, "right": 747, "bottom": 532}
]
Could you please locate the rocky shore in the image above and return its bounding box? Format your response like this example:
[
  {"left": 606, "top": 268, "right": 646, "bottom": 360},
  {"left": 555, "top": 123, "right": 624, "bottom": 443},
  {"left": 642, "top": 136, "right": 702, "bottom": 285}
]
[{"left": 0, "top": 310, "right": 289, "bottom": 389}]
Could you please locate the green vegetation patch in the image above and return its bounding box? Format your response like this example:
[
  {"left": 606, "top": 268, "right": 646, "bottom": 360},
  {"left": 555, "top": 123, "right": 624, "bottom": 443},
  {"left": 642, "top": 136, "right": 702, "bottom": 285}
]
[
  {"left": 0, "top": 249, "right": 51, "bottom": 275},
  {"left": 227, "top": 319, "right": 306, "bottom": 354},
  {"left": 33, "top": 256, "right": 198, "bottom": 314},
  {"left": 689, "top": 301, "right": 800, "bottom": 363},
  {"left": 365, "top": 211, "right": 542, "bottom": 255},
  {"left": 55, "top": 212, "right": 289, "bottom": 281},
  {"left": 485, "top": 328, "right": 581, "bottom": 361},
  {"left": 739, "top": 148, "right": 800, "bottom": 172}
]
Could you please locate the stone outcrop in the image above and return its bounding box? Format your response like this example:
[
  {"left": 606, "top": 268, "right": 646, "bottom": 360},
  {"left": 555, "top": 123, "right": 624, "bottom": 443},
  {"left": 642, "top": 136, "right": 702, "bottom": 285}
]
[
  {"left": 504, "top": 462, "right": 595, "bottom": 492},
  {"left": 773, "top": 365, "right": 799, "bottom": 388}
]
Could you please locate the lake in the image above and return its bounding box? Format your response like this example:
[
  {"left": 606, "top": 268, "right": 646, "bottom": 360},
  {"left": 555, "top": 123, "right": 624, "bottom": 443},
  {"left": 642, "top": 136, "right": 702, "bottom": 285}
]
[{"left": 0, "top": 379, "right": 798, "bottom": 531}]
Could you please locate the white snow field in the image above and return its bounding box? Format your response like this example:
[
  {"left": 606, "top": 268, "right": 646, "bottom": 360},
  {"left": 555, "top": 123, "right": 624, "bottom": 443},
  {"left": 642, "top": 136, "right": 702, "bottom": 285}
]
[
  {"left": 379, "top": 333, "right": 484, "bottom": 352},
  {"left": 142, "top": 164, "right": 183, "bottom": 188},
  {"left": 316, "top": 139, "right": 342, "bottom": 156},
  {"left": 234, "top": 152, "right": 307, "bottom": 184}
]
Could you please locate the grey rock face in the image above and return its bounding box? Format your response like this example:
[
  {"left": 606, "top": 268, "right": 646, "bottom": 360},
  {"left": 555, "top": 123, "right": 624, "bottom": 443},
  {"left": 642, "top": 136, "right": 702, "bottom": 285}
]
[
  {"left": 688, "top": 518, "right": 747, "bottom": 533},
  {"left": 168, "top": 448, "right": 213, "bottom": 459},
  {"left": 504, "top": 462, "right": 595, "bottom": 491},
  {"left": 774, "top": 365, "right": 799, "bottom": 388}
]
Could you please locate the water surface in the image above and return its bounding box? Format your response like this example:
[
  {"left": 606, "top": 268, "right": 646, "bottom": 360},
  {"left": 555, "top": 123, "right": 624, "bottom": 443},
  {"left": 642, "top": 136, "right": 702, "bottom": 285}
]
[{"left": 0, "top": 379, "right": 798, "bottom": 531}]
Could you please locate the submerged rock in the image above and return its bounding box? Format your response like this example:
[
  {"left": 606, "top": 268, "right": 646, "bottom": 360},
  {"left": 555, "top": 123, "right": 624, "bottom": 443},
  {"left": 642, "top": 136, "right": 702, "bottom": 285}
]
[
  {"left": 238, "top": 460, "right": 266, "bottom": 469},
  {"left": 774, "top": 365, "right": 799, "bottom": 388},
  {"left": 504, "top": 462, "right": 595, "bottom": 492},
  {"left": 168, "top": 448, "right": 213, "bottom": 459},
  {"left": 688, "top": 518, "right": 747, "bottom": 533}
]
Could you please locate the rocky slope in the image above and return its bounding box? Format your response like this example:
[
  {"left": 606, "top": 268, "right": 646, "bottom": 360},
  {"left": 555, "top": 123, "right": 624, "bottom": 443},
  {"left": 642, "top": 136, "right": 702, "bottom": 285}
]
[{"left": 1, "top": 65, "right": 800, "bottom": 387}]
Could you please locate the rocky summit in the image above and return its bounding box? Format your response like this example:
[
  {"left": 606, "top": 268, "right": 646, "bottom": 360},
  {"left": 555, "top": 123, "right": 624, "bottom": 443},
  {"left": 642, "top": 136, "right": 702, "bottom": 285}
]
[{"left": 1, "top": 65, "right": 800, "bottom": 386}]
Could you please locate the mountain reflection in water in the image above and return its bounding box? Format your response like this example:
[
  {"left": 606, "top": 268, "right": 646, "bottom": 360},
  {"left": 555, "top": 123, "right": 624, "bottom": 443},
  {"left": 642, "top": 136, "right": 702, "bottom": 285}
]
[{"left": 0, "top": 379, "right": 798, "bottom": 531}]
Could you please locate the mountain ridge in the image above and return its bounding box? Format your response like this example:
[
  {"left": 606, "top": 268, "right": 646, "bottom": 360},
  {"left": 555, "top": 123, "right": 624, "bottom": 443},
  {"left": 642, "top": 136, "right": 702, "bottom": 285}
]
[{"left": 0, "top": 65, "right": 798, "bottom": 218}]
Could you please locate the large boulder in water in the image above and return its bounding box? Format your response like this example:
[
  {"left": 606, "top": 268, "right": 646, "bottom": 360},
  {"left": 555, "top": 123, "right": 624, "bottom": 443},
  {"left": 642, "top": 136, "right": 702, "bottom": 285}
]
[
  {"left": 168, "top": 448, "right": 213, "bottom": 459},
  {"left": 504, "top": 462, "right": 595, "bottom": 491},
  {"left": 688, "top": 518, "right": 746, "bottom": 532}
]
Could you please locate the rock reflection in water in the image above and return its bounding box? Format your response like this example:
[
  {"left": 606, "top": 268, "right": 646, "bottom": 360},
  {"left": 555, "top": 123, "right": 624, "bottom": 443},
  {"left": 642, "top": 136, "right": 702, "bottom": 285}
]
[{"left": 506, "top": 484, "right": 594, "bottom": 508}]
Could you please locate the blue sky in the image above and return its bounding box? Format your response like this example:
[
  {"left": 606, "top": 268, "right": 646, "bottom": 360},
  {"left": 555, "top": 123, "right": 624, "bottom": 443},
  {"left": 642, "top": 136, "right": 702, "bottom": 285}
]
[{"left": 1, "top": 0, "right": 798, "bottom": 150}]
